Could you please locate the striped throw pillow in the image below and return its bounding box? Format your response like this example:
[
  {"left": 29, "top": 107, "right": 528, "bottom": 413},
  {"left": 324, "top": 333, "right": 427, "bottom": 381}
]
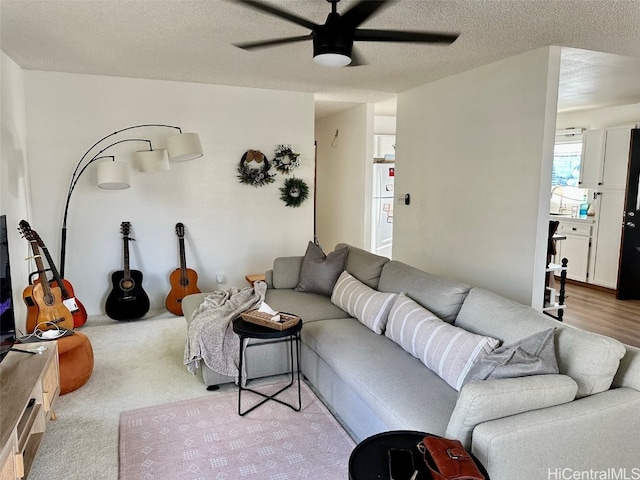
[
  {"left": 331, "top": 271, "right": 397, "bottom": 334},
  {"left": 386, "top": 295, "right": 500, "bottom": 390}
]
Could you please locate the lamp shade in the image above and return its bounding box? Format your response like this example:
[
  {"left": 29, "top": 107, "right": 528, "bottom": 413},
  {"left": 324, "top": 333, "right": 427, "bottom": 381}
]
[
  {"left": 136, "top": 149, "right": 170, "bottom": 172},
  {"left": 97, "top": 161, "right": 130, "bottom": 190},
  {"left": 166, "top": 132, "right": 203, "bottom": 162}
]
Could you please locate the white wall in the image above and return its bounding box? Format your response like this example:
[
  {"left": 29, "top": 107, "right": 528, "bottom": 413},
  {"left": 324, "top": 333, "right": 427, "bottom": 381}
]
[
  {"left": 374, "top": 116, "right": 396, "bottom": 135},
  {"left": 394, "top": 47, "right": 561, "bottom": 307},
  {"left": 1, "top": 52, "right": 32, "bottom": 335},
  {"left": 23, "top": 71, "right": 315, "bottom": 316},
  {"left": 315, "top": 104, "right": 374, "bottom": 252},
  {"left": 557, "top": 102, "right": 640, "bottom": 130}
]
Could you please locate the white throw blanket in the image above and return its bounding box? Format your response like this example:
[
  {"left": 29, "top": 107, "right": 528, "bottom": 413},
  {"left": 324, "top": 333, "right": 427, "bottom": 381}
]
[{"left": 184, "top": 281, "right": 267, "bottom": 382}]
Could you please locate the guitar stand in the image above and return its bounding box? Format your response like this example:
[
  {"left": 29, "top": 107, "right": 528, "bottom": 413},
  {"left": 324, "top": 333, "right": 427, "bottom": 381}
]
[{"left": 28, "top": 268, "right": 53, "bottom": 285}]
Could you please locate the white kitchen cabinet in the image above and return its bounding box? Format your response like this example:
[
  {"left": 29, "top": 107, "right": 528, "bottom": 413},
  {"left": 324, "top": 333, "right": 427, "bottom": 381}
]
[
  {"left": 590, "top": 190, "right": 625, "bottom": 289},
  {"left": 576, "top": 124, "right": 635, "bottom": 289},
  {"left": 579, "top": 129, "right": 604, "bottom": 188},
  {"left": 579, "top": 125, "right": 633, "bottom": 189},
  {"left": 555, "top": 220, "right": 591, "bottom": 282},
  {"left": 601, "top": 125, "right": 633, "bottom": 189}
]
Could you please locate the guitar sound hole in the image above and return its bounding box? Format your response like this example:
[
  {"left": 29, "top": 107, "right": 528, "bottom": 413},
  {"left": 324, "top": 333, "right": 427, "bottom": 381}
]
[
  {"left": 44, "top": 293, "right": 55, "bottom": 306},
  {"left": 180, "top": 278, "right": 189, "bottom": 287},
  {"left": 120, "top": 279, "right": 135, "bottom": 292}
]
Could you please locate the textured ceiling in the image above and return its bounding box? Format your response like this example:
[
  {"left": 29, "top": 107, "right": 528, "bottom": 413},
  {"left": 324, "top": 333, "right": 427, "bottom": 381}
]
[{"left": 2, "top": 0, "right": 640, "bottom": 117}]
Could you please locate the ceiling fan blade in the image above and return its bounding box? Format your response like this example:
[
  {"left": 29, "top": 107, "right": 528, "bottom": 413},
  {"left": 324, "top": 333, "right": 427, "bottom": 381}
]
[
  {"left": 340, "top": 0, "right": 389, "bottom": 28},
  {"left": 234, "top": 34, "right": 313, "bottom": 51},
  {"left": 354, "top": 29, "right": 459, "bottom": 44},
  {"left": 234, "top": 0, "right": 318, "bottom": 30}
]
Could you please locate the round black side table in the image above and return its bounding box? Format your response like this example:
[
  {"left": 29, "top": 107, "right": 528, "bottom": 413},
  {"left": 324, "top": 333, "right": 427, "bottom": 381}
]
[
  {"left": 232, "top": 316, "right": 302, "bottom": 416},
  {"left": 349, "top": 430, "right": 489, "bottom": 480}
]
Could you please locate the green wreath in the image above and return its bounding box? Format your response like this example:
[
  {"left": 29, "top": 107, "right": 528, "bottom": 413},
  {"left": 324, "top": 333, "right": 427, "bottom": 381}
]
[
  {"left": 279, "top": 177, "right": 309, "bottom": 207},
  {"left": 273, "top": 144, "right": 301, "bottom": 174},
  {"left": 237, "top": 150, "right": 276, "bottom": 187}
]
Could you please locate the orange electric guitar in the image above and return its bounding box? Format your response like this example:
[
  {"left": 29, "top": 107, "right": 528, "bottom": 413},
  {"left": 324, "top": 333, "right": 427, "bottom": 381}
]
[
  {"left": 166, "top": 222, "right": 201, "bottom": 315},
  {"left": 19, "top": 222, "right": 74, "bottom": 333},
  {"left": 20, "top": 220, "right": 88, "bottom": 328}
]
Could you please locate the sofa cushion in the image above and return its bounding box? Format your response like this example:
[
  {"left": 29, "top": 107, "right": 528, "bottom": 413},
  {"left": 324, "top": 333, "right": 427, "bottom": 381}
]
[
  {"left": 612, "top": 344, "right": 640, "bottom": 390},
  {"left": 271, "top": 256, "right": 304, "bottom": 289},
  {"left": 335, "top": 243, "right": 389, "bottom": 289},
  {"left": 294, "top": 242, "right": 347, "bottom": 297},
  {"left": 302, "top": 318, "right": 459, "bottom": 435},
  {"left": 445, "top": 374, "right": 578, "bottom": 448},
  {"left": 265, "top": 288, "right": 350, "bottom": 323},
  {"left": 377, "top": 261, "right": 471, "bottom": 323},
  {"left": 462, "top": 328, "right": 559, "bottom": 386},
  {"left": 331, "top": 271, "right": 397, "bottom": 334},
  {"left": 455, "top": 288, "right": 627, "bottom": 398},
  {"left": 385, "top": 295, "right": 500, "bottom": 391}
]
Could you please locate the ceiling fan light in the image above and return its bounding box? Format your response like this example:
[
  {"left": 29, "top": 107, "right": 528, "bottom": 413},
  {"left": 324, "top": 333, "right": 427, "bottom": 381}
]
[{"left": 313, "top": 52, "right": 352, "bottom": 67}]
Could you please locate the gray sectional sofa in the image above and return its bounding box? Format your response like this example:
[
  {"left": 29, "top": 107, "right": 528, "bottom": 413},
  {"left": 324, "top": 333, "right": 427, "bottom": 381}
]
[{"left": 182, "top": 243, "right": 640, "bottom": 480}]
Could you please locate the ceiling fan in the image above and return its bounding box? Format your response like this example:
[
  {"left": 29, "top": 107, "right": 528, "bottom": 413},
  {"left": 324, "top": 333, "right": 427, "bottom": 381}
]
[{"left": 232, "top": 0, "right": 460, "bottom": 67}]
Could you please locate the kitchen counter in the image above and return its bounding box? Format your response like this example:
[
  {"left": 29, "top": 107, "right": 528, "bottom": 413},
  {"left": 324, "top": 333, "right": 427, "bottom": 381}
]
[{"left": 549, "top": 214, "right": 595, "bottom": 223}]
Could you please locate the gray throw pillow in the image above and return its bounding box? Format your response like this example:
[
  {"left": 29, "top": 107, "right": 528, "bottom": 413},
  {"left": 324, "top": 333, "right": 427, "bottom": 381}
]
[
  {"left": 462, "top": 327, "right": 559, "bottom": 386},
  {"left": 294, "top": 242, "right": 348, "bottom": 297}
]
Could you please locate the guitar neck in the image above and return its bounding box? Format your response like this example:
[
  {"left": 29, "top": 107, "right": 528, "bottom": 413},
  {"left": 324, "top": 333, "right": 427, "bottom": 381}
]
[
  {"left": 29, "top": 241, "right": 53, "bottom": 298},
  {"left": 178, "top": 236, "right": 187, "bottom": 277},
  {"left": 123, "top": 236, "right": 131, "bottom": 279},
  {"left": 40, "top": 244, "right": 69, "bottom": 296}
]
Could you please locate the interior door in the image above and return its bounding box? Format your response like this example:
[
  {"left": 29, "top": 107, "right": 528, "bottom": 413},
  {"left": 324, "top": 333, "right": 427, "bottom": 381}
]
[{"left": 617, "top": 128, "right": 640, "bottom": 300}]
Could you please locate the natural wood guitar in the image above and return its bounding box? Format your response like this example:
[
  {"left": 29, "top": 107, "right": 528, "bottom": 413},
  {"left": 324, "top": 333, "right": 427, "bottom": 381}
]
[
  {"left": 19, "top": 220, "right": 88, "bottom": 328},
  {"left": 19, "top": 223, "right": 74, "bottom": 333},
  {"left": 166, "top": 222, "right": 201, "bottom": 315},
  {"left": 105, "top": 222, "right": 150, "bottom": 321}
]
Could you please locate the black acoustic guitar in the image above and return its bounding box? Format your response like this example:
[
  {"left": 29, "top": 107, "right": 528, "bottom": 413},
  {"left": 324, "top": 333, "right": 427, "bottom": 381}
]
[{"left": 105, "top": 222, "right": 150, "bottom": 320}]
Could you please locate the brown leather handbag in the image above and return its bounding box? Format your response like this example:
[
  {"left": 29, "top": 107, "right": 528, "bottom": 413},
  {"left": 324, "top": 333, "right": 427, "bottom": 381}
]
[{"left": 417, "top": 435, "right": 485, "bottom": 480}]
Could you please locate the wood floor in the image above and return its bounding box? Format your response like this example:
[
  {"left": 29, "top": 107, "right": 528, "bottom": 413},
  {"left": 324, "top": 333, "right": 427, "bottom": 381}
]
[{"left": 557, "top": 281, "right": 640, "bottom": 347}]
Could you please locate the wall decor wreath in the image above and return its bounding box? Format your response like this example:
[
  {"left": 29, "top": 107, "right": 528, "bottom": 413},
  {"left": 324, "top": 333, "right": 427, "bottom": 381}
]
[
  {"left": 237, "top": 149, "right": 276, "bottom": 187},
  {"left": 272, "top": 144, "right": 301, "bottom": 174},
  {"left": 279, "top": 177, "right": 309, "bottom": 208}
]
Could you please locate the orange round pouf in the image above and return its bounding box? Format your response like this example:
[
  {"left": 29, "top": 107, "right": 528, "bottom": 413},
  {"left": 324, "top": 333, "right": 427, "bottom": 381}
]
[{"left": 57, "top": 331, "right": 94, "bottom": 395}]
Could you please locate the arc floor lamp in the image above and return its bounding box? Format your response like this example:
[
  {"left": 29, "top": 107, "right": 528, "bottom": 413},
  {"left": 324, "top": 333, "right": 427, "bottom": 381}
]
[{"left": 60, "top": 124, "right": 203, "bottom": 278}]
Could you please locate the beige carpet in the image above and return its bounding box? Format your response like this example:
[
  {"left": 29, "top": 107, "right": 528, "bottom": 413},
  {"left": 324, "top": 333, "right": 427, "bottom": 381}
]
[
  {"left": 27, "top": 310, "right": 356, "bottom": 479},
  {"left": 119, "top": 381, "right": 355, "bottom": 479}
]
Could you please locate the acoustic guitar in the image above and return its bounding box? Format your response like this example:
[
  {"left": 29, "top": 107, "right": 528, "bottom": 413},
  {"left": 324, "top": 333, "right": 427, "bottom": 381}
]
[
  {"left": 19, "top": 223, "right": 74, "bottom": 333},
  {"left": 166, "top": 222, "right": 201, "bottom": 315},
  {"left": 19, "top": 220, "right": 88, "bottom": 328},
  {"left": 105, "top": 222, "right": 150, "bottom": 321}
]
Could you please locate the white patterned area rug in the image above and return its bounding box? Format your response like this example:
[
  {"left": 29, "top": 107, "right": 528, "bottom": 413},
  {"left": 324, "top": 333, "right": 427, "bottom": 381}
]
[{"left": 119, "top": 381, "right": 355, "bottom": 480}]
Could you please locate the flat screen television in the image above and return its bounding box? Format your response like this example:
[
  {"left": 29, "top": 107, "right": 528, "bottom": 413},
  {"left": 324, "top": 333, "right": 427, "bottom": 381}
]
[{"left": 1, "top": 214, "right": 17, "bottom": 343}]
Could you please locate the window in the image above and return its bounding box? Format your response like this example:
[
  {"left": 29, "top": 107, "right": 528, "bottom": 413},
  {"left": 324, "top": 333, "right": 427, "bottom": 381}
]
[{"left": 552, "top": 129, "right": 583, "bottom": 187}]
